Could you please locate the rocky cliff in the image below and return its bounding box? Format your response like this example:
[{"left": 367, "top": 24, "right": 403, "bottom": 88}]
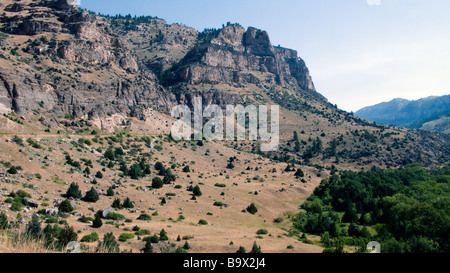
[{"left": 0, "top": 0, "right": 175, "bottom": 130}]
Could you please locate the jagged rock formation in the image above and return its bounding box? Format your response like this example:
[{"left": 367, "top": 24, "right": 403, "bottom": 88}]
[{"left": 0, "top": 0, "right": 175, "bottom": 129}]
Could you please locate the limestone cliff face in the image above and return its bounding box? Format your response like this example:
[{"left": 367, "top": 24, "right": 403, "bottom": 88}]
[
  {"left": 169, "top": 25, "right": 318, "bottom": 99},
  {"left": 0, "top": 0, "right": 323, "bottom": 128},
  {"left": 0, "top": 0, "right": 175, "bottom": 126}
]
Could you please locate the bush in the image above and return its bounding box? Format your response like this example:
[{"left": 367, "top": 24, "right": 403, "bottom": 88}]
[
  {"left": 7, "top": 166, "right": 18, "bottom": 174},
  {"left": 81, "top": 233, "right": 99, "bottom": 242},
  {"left": 213, "top": 202, "right": 224, "bottom": 207},
  {"left": 135, "top": 229, "right": 151, "bottom": 236},
  {"left": 137, "top": 213, "right": 152, "bottom": 221},
  {"left": 118, "top": 233, "right": 134, "bottom": 242},
  {"left": 198, "top": 219, "right": 208, "bottom": 225},
  {"left": 256, "top": 229, "right": 268, "bottom": 235}
]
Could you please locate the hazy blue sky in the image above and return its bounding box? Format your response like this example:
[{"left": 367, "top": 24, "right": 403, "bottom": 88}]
[{"left": 80, "top": 0, "right": 450, "bottom": 111}]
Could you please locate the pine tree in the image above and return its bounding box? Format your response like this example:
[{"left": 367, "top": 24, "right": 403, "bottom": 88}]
[
  {"left": 246, "top": 203, "right": 258, "bottom": 215},
  {"left": 83, "top": 187, "right": 99, "bottom": 202},
  {"left": 111, "top": 198, "right": 122, "bottom": 209},
  {"left": 95, "top": 171, "right": 103, "bottom": 179},
  {"left": 93, "top": 214, "right": 103, "bottom": 228},
  {"left": 159, "top": 229, "right": 168, "bottom": 241},
  {"left": 58, "top": 225, "right": 77, "bottom": 246},
  {"left": 295, "top": 168, "right": 305, "bottom": 178},
  {"left": 236, "top": 246, "right": 246, "bottom": 253},
  {"left": 123, "top": 197, "right": 134, "bottom": 209},
  {"left": 183, "top": 241, "right": 190, "bottom": 250},
  {"left": 141, "top": 239, "right": 153, "bottom": 253},
  {"left": 59, "top": 199, "right": 74, "bottom": 213},
  {"left": 250, "top": 242, "right": 262, "bottom": 253},
  {"left": 106, "top": 186, "right": 115, "bottom": 197},
  {"left": 193, "top": 185, "right": 202, "bottom": 197},
  {"left": 27, "top": 214, "right": 42, "bottom": 237},
  {"left": 65, "top": 183, "right": 82, "bottom": 199},
  {"left": 152, "top": 177, "right": 163, "bottom": 189}
]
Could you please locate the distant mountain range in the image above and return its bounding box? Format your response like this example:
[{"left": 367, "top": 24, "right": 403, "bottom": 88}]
[{"left": 356, "top": 95, "right": 450, "bottom": 134}]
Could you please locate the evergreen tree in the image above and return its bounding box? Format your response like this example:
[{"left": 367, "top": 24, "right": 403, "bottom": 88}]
[
  {"left": 295, "top": 168, "right": 305, "bottom": 178},
  {"left": 152, "top": 177, "right": 163, "bottom": 189},
  {"left": 246, "top": 203, "right": 258, "bottom": 215},
  {"left": 83, "top": 187, "right": 99, "bottom": 202},
  {"left": 95, "top": 171, "right": 103, "bottom": 179},
  {"left": 193, "top": 185, "right": 202, "bottom": 197},
  {"left": 58, "top": 225, "right": 77, "bottom": 246},
  {"left": 65, "top": 183, "right": 82, "bottom": 199},
  {"left": 236, "top": 246, "right": 246, "bottom": 253},
  {"left": 93, "top": 214, "right": 103, "bottom": 228},
  {"left": 159, "top": 229, "right": 168, "bottom": 241},
  {"left": 106, "top": 186, "right": 115, "bottom": 197},
  {"left": 182, "top": 166, "right": 190, "bottom": 173},
  {"left": 58, "top": 199, "right": 74, "bottom": 213},
  {"left": 141, "top": 239, "right": 153, "bottom": 253},
  {"left": 123, "top": 197, "right": 134, "bottom": 209},
  {"left": 27, "top": 214, "right": 42, "bottom": 237},
  {"left": 183, "top": 241, "right": 190, "bottom": 250},
  {"left": 250, "top": 242, "right": 262, "bottom": 253},
  {"left": 111, "top": 198, "right": 122, "bottom": 209}
]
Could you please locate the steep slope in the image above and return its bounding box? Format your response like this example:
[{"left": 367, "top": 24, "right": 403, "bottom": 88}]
[
  {"left": 0, "top": 0, "right": 175, "bottom": 131},
  {"left": 356, "top": 95, "right": 450, "bottom": 133}
]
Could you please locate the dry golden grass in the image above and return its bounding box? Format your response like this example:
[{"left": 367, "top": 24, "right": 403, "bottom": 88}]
[{"left": 0, "top": 227, "right": 56, "bottom": 253}]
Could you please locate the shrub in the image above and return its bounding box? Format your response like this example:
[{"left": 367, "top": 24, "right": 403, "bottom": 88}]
[
  {"left": 118, "top": 233, "right": 134, "bottom": 242},
  {"left": 137, "top": 213, "right": 152, "bottom": 221},
  {"left": 135, "top": 229, "right": 151, "bottom": 236},
  {"left": 256, "top": 229, "right": 268, "bottom": 235},
  {"left": 81, "top": 233, "right": 99, "bottom": 242},
  {"left": 213, "top": 202, "right": 224, "bottom": 207},
  {"left": 198, "top": 219, "right": 208, "bottom": 225},
  {"left": 7, "top": 166, "right": 18, "bottom": 174}
]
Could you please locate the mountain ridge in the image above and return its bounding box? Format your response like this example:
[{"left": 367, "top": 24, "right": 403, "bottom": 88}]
[{"left": 356, "top": 95, "right": 450, "bottom": 134}]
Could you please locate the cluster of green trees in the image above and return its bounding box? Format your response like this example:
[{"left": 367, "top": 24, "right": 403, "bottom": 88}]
[{"left": 293, "top": 165, "right": 450, "bottom": 253}]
